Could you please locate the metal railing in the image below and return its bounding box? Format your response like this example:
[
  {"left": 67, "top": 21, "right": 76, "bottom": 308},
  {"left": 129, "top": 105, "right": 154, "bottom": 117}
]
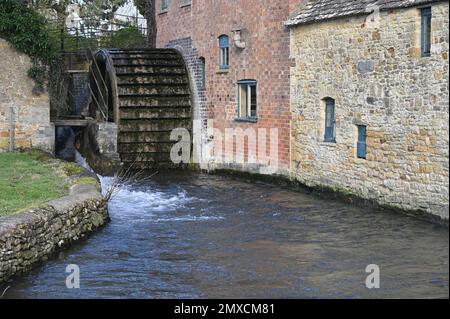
[
  {"left": 48, "top": 16, "right": 148, "bottom": 53},
  {"left": 47, "top": 14, "right": 148, "bottom": 122}
]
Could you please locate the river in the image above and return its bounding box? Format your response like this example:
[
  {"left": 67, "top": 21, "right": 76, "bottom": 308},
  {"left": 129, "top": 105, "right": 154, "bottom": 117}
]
[{"left": 4, "top": 171, "right": 449, "bottom": 298}]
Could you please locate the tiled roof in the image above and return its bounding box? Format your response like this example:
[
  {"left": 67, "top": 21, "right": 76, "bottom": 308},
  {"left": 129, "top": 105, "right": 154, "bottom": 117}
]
[{"left": 285, "top": 0, "right": 444, "bottom": 26}]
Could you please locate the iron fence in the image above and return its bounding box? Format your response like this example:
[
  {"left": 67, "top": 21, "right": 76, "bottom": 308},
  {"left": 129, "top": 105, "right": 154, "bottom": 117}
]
[
  {"left": 47, "top": 15, "right": 148, "bottom": 53},
  {"left": 45, "top": 13, "right": 148, "bottom": 122}
]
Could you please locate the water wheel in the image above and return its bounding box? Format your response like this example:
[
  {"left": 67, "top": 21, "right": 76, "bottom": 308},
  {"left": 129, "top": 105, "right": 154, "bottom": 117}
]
[{"left": 90, "top": 48, "right": 193, "bottom": 169}]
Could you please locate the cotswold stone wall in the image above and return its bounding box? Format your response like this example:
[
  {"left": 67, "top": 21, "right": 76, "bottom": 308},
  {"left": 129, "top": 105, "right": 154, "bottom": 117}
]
[
  {"left": 0, "top": 184, "right": 109, "bottom": 283},
  {"left": 0, "top": 39, "right": 54, "bottom": 152},
  {"left": 79, "top": 122, "right": 121, "bottom": 175},
  {"left": 290, "top": 3, "right": 449, "bottom": 220}
]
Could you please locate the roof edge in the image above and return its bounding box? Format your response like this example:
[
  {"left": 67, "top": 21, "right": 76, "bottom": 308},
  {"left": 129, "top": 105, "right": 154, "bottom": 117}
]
[{"left": 285, "top": 0, "right": 447, "bottom": 28}]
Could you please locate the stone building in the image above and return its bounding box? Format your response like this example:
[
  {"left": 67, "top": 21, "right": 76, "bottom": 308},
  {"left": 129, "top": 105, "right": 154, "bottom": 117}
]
[
  {"left": 286, "top": 0, "right": 449, "bottom": 220},
  {"left": 156, "top": 0, "right": 303, "bottom": 174},
  {"left": 0, "top": 39, "right": 54, "bottom": 153}
]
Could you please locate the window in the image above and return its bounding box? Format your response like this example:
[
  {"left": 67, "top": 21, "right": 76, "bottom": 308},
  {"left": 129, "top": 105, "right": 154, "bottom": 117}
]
[
  {"left": 199, "top": 57, "right": 206, "bottom": 90},
  {"left": 219, "top": 35, "right": 229, "bottom": 69},
  {"left": 161, "top": 0, "right": 169, "bottom": 11},
  {"left": 180, "top": 0, "right": 191, "bottom": 6},
  {"left": 421, "top": 7, "right": 432, "bottom": 57},
  {"left": 357, "top": 125, "right": 367, "bottom": 159},
  {"left": 237, "top": 80, "right": 257, "bottom": 120},
  {"left": 324, "top": 98, "right": 336, "bottom": 142}
]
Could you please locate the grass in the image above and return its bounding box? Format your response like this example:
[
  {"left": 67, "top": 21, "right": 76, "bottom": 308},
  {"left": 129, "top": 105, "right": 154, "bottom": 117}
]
[
  {"left": 73, "top": 177, "right": 100, "bottom": 191},
  {"left": 0, "top": 152, "right": 69, "bottom": 217},
  {"left": 62, "top": 162, "right": 85, "bottom": 176}
]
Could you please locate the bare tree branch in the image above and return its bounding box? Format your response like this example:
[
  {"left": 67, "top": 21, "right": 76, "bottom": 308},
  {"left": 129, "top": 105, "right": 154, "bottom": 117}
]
[{"left": 103, "top": 160, "right": 158, "bottom": 201}]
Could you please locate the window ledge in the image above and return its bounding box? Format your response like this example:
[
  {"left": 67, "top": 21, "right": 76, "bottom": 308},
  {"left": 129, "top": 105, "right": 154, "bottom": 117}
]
[
  {"left": 217, "top": 68, "right": 229, "bottom": 74},
  {"left": 159, "top": 10, "right": 168, "bottom": 15},
  {"left": 235, "top": 117, "right": 258, "bottom": 123},
  {"left": 319, "top": 141, "right": 337, "bottom": 147},
  {"left": 355, "top": 157, "right": 367, "bottom": 163}
]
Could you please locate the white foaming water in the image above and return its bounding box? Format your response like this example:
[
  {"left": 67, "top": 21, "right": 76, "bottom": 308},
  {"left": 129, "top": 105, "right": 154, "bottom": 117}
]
[
  {"left": 75, "top": 152, "right": 223, "bottom": 223},
  {"left": 74, "top": 150, "right": 94, "bottom": 173},
  {"left": 101, "top": 175, "right": 223, "bottom": 223}
]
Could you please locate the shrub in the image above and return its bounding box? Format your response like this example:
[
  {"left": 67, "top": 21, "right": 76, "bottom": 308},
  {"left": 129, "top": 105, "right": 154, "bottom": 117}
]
[
  {"left": 0, "top": 0, "right": 58, "bottom": 64},
  {"left": 0, "top": 0, "right": 58, "bottom": 91},
  {"left": 109, "top": 26, "right": 146, "bottom": 48}
]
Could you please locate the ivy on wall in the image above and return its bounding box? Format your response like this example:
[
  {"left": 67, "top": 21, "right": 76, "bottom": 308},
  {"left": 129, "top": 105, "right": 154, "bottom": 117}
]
[{"left": 0, "top": 0, "right": 58, "bottom": 93}]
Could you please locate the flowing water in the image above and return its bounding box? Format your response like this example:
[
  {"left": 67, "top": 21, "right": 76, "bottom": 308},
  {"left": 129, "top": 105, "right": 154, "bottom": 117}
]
[{"left": 3, "top": 171, "right": 449, "bottom": 299}]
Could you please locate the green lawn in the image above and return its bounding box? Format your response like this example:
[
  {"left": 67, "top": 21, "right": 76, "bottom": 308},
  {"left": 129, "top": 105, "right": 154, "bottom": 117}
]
[{"left": 0, "top": 152, "right": 69, "bottom": 217}]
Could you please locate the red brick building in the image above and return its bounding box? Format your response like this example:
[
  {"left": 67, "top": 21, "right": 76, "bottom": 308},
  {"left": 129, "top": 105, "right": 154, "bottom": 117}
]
[{"left": 156, "top": 0, "right": 303, "bottom": 174}]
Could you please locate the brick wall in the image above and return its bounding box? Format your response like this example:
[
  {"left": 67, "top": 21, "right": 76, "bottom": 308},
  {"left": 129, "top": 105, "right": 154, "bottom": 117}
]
[
  {"left": 0, "top": 39, "right": 54, "bottom": 153},
  {"left": 156, "top": 0, "right": 303, "bottom": 174},
  {"left": 289, "top": 3, "right": 449, "bottom": 220}
]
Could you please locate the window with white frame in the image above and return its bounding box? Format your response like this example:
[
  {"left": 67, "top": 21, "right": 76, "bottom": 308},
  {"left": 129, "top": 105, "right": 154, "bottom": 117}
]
[
  {"left": 237, "top": 80, "right": 257, "bottom": 120},
  {"left": 161, "top": 0, "right": 169, "bottom": 11}
]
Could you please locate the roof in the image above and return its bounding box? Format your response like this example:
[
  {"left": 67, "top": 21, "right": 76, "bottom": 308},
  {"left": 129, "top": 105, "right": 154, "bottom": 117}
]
[{"left": 285, "top": 0, "right": 445, "bottom": 27}]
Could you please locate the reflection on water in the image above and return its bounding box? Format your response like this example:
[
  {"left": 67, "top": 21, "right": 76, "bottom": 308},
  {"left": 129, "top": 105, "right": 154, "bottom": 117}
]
[{"left": 4, "top": 172, "right": 449, "bottom": 299}]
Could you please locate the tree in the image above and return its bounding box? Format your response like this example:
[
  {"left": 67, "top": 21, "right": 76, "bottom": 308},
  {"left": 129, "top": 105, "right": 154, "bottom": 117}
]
[
  {"left": 31, "top": 0, "right": 71, "bottom": 29},
  {"left": 133, "top": 0, "right": 145, "bottom": 15},
  {"left": 145, "top": 0, "right": 156, "bottom": 48},
  {"left": 30, "top": 0, "right": 127, "bottom": 25},
  {"left": 131, "top": 0, "right": 157, "bottom": 48},
  {"left": 82, "top": 0, "right": 127, "bottom": 20}
]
